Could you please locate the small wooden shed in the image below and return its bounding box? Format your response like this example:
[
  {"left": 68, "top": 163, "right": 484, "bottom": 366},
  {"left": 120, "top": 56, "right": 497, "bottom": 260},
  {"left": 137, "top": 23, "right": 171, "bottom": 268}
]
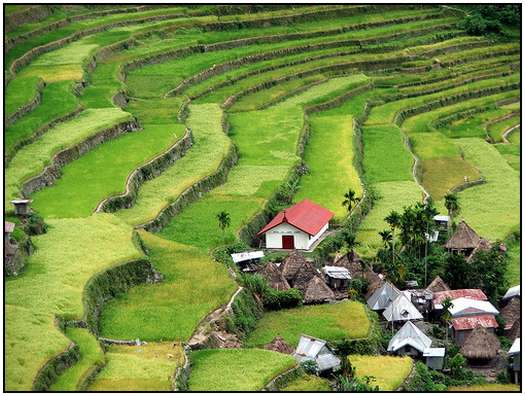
[
  {"left": 321, "top": 266, "right": 351, "bottom": 291},
  {"left": 11, "top": 198, "right": 32, "bottom": 216}
]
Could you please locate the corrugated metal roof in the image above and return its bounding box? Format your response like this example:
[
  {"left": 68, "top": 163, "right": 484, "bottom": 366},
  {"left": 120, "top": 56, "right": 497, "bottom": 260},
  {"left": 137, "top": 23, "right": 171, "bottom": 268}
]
[
  {"left": 316, "top": 353, "right": 341, "bottom": 372},
  {"left": 257, "top": 199, "right": 334, "bottom": 236},
  {"left": 367, "top": 282, "right": 400, "bottom": 311},
  {"left": 383, "top": 294, "right": 423, "bottom": 322},
  {"left": 451, "top": 314, "right": 498, "bottom": 330},
  {"left": 295, "top": 335, "right": 325, "bottom": 358},
  {"left": 508, "top": 338, "right": 520, "bottom": 355},
  {"left": 433, "top": 215, "right": 449, "bottom": 222},
  {"left": 388, "top": 321, "right": 431, "bottom": 353},
  {"left": 448, "top": 297, "right": 499, "bottom": 317},
  {"left": 502, "top": 284, "right": 520, "bottom": 300},
  {"left": 433, "top": 289, "right": 487, "bottom": 305},
  {"left": 230, "top": 250, "right": 264, "bottom": 263},
  {"left": 423, "top": 347, "right": 445, "bottom": 357},
  {"left": 5, "top": 222, "right": 15, "bottom": 233},
  {"left": 322, "top": 266, "right": 351, "bottom": 280},
  {"left": 294, "top": 335, "right": 341, "bottom": 372}
]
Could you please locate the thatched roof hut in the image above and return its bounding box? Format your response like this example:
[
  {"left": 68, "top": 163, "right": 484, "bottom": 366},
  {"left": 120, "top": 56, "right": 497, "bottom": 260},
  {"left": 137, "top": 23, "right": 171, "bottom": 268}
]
[
  {"left": 508, "top": 320, "right": 521, "bottom": 341},
  {"left": 427, "top": 276, "right": 450, "bottom": 293},
  {"left": 501, "top": 297, "right": 521, "bottom": 331},
  {"left": 460, "top": 326, "right": 500, "bottom": 361},
  {"left": 292, "top": 261, "right": 319, "bottom": 293},
  {"left": 281, "top": 251, "right": 308, "bottom": 282},
  {"left": 444, "top": 220, "right": 482, "bottom": 250},
  {"left": 304, "top": 276, "right": 335, "bottom": 304},
  {"left": 264, "top": 336, "right": 294, "bottom": 354},
  {"left": 258, "top": 262, "right": 290, "bottom": 291}
]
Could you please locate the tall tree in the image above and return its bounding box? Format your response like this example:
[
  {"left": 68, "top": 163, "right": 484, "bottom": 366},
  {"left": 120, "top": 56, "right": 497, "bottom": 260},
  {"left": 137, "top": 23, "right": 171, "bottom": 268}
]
[
  {"left": 444, "top": 193, "right": 460, "bottom": 231},
  {"left": 385, "top": 210, "right": 401, "bottom": 266},
  {"left": 342, "top": 189, "right": 360, "bottom": 215},
  {"left": 379, "top": 229, "right": 392, "bottom": 250},
  {"left": 216, "top": 211, "right": 231, "bottom": 239}
]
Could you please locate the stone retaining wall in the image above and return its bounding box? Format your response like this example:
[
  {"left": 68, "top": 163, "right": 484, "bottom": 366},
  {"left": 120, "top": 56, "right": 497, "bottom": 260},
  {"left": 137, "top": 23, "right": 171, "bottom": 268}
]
[
  {"left": 20, "top": 118, "right": 139, "bottom": 197},
  {"left": 32, "top": 342, "right": 80, "bottom": 391},
  {"left": 262, "top": 365, "right": 303, "bottom": 391},
  {"left": 95, "top": 128, "right": 193, "bottom": 213},
  {"left": 5, "top": 5, "right": 54, "bottom": 34}
]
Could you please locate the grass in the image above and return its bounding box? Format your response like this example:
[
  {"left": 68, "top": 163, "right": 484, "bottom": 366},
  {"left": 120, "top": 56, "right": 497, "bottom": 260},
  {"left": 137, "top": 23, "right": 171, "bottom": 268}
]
[
  {"left": 50, "top": 328, "right": 104, "bottom": 391},
  {"left": 5, "top": 81, "right": 80, "bottom": 159},
  {"left": 280, "top": 375, "right": 332, "bottom": 391},
  {"left": 487, "top": 114, "right": 520, "bottom": 142},
  {"left": 506, "top": 235, "right": 521, "bottom": 286},
  {"left": 362, "top": 124, "right": 414, "bottom": 183},
  {"left": 350, "top": 355, "right": 413, "bottom": 391},
  {"left": 440, "top": 107, "right": 511, "bottom": 139},
  {"left": 88, "top": 342, "right": 184, "bottom": 391},
  {"left": 358, "top": 181, "right": 423, "bottom": 256},
  {"left": 451, "top": 138, "right": 520, "bottom": 241},
  {"left": 245, "top": 301, "right": 370, "bottom": 347},
  {"left": 6, "top": 108, "right": 133, "bottom": 210},
  {"left": 116, "top": 104, "right": 231, "bottom": 226},
  {"left": 448, "top": 384, "right": 521, "bottom": 391},
  {"left": 495, "top": 143, "right": 520, "bottom": 172},
  {"left": 5, "top": 75, "right": 42, "bottom": 118},
  {"left": 188, "top": 349, "right": 296, "bottom": 391},
  {"left": 99, "top": 231, "right": 236, "bottom": 341},
  {"left": 5, "top": 214, "right": 141, "bottom": 390}
]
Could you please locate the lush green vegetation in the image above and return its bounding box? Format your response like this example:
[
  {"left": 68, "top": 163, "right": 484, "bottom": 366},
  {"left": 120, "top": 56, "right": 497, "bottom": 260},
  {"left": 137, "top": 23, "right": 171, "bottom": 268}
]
[
  {"left": 88, "top": 342, "right": 184, "bottom": 391},
  {"left": 188, "top": 349, "right": 296, "bottom": 391},
  {"left": 280, "top": 375, "right": 332, "bottom": 391},
  {"left": 5, "top": 215, "right": 141, "bottom": 390},
  {"left": 448, "top": 383, "right": 520, "bottom": 391},
  {"left": 350, "top": 355, "right": 413, "bottom": 391},
  {"left": 245, "top": 301, "right": 370, "bottom": 347},
  {"left": 50, "top": 328, "right": 104, "bottom": 391},
  {"left": 99, "top": 231, "right": 236, "bottom": 341},
  {"left": 4, "top": 3, "right": 520, "bottom": 391}
]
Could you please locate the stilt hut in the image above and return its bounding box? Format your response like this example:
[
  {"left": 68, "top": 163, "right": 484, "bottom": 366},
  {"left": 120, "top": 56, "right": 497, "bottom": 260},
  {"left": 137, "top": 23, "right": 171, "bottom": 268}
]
[
  {"left": 303, "top": 276, "right": 335, "bottom": 304},
  {"left": 444, "top": 220, "right": 482, "bottom": 257},
  {"left": 280, "top": 251, "right": 308, "bottom": 283},
  {"left": 258, "top": 262, "right": 290, "bottom": 291},
  {"left": 501, "top": 297, "right": 521, "bottom": 336},
  {"left": 460, "top": 326, "right": 500, "bottom": 364}
]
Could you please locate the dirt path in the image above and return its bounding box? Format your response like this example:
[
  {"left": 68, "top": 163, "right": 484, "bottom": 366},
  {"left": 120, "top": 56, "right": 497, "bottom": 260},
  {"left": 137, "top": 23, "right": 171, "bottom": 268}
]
[{"left": 501, "top": 123, "right": 520, "bottom": 143}]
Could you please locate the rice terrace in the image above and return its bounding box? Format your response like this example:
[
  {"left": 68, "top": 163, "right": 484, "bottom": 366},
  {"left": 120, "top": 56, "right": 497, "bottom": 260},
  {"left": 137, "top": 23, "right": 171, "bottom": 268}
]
[{"left": 3, "top": 2, "right": 522, "bottom": 392}]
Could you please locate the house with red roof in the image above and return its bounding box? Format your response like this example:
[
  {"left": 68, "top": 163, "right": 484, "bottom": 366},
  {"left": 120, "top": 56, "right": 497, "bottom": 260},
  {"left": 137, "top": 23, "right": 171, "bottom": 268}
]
[{"left": 257, "top": 199, "right": 334, "bottom": 250}]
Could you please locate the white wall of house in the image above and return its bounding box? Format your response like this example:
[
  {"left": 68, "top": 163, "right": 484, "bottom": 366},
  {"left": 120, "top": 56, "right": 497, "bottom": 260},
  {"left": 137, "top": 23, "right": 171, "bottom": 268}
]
[{"left": 264, "top": 222, "right": 328, "bottom": 249}]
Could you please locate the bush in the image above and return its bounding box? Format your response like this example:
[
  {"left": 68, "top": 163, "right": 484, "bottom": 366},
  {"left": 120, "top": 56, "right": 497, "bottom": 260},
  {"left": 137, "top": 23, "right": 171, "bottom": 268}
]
[
  {"left": 300, "top": 360, "right": 318, "bottom": 375},
  {"left": 348, "top": 277, "right": 369, "bottom": 298},
  {"left": 263, "top": 288, "right": 303, "bottom": 310},
  {"left": 226, "top": 289, "right": 263, "bottom": 337},
  {"left": 406, "top": 362, "right": 447, "bottom": 392},
  {"left": 336, "top": 371, "right": 379, "bottom": 392},
  {"left": 212, "top": 240, "right": 249, "bottom": 265},
  {"left": 496, "top": 370, "right": 511, "bottom": 384}
]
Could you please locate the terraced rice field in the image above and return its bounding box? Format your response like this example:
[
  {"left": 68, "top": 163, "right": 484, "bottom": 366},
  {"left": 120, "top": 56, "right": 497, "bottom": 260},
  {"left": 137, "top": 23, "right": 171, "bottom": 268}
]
[{"left": 4, "top": 4, "right": 520, "bottom": 391}]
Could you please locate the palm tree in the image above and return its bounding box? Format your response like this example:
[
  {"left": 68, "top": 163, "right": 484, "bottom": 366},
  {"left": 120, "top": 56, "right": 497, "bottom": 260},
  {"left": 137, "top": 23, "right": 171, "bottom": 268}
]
[
  {"left": 385, "top": 211, "right": 401, "bottom": 266},
  {"left": 342, "top": 229, "right": 360, "bottom": 255},
  {"left": 379, "top": 229, "right": 392, "bottom": 250},
  {"left": 444, "top": 193, "right": 460, "bottom": 231},
  {"left": 216, "top": 211, "right": 231, "bottom": 239},
  {"left": 334, "top": 339, "right": 354, "bottom": 379},
  {"left": 342, "top": 189, "right": 360, "bottom": 215},
  {"left": 441, "top": 297, "right": 454, "bottom": 343}
]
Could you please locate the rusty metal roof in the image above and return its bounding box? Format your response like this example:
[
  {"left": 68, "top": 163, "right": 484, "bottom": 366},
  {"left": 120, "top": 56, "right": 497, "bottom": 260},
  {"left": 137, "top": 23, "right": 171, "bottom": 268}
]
[
  {"left": 451, "top": 314, "right": 498, "bottom": 331},
  {"left": 433, "top": 289, "right": 487, "bottom": 305}
]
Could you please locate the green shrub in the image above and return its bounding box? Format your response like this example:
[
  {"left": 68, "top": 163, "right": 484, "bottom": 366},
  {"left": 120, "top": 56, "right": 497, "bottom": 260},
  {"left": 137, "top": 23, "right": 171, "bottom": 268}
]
[
  {"left": 226, "top": 289, "right": 263, "bottom": 337},
  {"left": 406, "top": 362, "right": 447, "bottom": 392},
  {"left": 300, "top": 360, "right": 318, "bottom": 375},
  {"left": 263, "top": 288, "right": 303, "bottom": 310}
]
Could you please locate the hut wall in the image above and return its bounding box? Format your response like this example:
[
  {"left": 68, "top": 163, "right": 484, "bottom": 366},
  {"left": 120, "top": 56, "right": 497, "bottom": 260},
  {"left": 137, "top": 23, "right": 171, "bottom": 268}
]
[
  {"left": 396, "top": 345, "right": 421, "bottom": 357},
  {"left": 426, "top": 356, "right": 444, "bottom": 370},
  {"left": 264, "top": 223, "right": 310, "bottom": 249}
]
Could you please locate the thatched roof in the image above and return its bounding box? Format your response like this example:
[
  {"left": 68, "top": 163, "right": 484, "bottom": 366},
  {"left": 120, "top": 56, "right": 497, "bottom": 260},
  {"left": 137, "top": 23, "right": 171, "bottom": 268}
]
[
  {"left": 501, "top": 297, "right": 521, "bottom": 331},
  {"left": 426, "top": 276, "right": 450, "bottom": 293},
  {"left": 258, "top": 262, "right": 290, "bottom": 291},
  {"left": 334, "top": 252, "right": 382, "bottom": 298},
  {"left": 444, "top": 221, "right": 482, "bottom": 250},
  {"left": 292, "top": 261, "right": 319, "bottom": 293},
  {"left": 281, "top": 251, "right": 308, "bottom": 282},
  {"left": 304, "top": 276, "right": 335, "bottom": 304},
  {"left": 460, "top": 326, "right": 500, "bottom": 360},
  {"left": 264, "top": 336, "right": 294, "bottom": 354},
  {"left": 508, "top": 320, "right": 521, "bottom": 341}
]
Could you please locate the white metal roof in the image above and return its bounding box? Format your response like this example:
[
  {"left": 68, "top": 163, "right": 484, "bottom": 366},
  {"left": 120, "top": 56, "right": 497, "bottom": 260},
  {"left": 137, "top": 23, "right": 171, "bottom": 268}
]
[
  {"left": 316, "top": 353, "right": 341, "bottom": 372},
  {"left": 294, "top": 335, "right": 341, "bottom": 372},
  {"left": 423, "top": 347, "right": 445, "bottom": 357},
  {"left": 230, "top": 250, "right": 264, "bottom": 263},
  {"left": 295, "top": 335, "right": 326, "bottom": 358},
  {"left": 387, "top": 321, "right": 431, "bottom": 353},
  {"left": 367, "top": 282, "right": 400, "bottom": 310},
  {"left": 322, "top": 266, "right": 351, "bottom": 280},
  {"left": 383, "top": 294, "right": 423, "bottom": 322},
  {"left": 502, "top": 285, "right": 520, "bottom": 300},
  {"left": 508, "top": 338, "right": 520, "bottom": 355},
  {"left": 434, "top": 215, "right": 449, "bottom": 222},
  {"left": 448, "top": 297, "right": 499, "bottom": 317}
]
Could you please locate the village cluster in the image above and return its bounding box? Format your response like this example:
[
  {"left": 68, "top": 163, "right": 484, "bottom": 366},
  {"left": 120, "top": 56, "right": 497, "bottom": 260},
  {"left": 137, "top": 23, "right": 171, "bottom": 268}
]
[{"left": 230, "top": 199, "right": 521, "bottom": 385}]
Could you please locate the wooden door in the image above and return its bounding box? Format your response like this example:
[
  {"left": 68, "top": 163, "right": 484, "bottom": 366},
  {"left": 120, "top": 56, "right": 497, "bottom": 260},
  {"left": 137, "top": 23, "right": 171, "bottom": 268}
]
[{"left": 282, "top": 235, "right": 294, "bottom": 249}]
